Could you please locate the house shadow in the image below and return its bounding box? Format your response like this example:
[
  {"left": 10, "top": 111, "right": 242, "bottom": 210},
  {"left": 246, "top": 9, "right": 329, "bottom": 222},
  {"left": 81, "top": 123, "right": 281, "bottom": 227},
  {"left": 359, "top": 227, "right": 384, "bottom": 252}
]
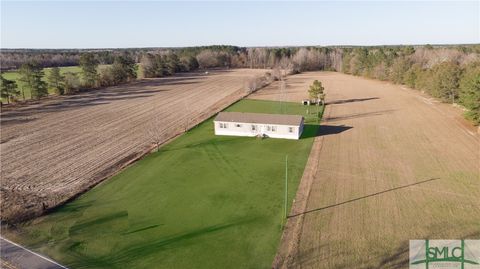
[{"left": 301, "top": 124, "right": 352, "bottom": 139}]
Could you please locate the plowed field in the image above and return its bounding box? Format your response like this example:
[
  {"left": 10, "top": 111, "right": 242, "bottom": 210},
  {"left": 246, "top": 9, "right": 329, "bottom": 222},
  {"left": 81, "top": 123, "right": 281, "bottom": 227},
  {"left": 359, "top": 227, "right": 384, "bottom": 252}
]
[{"left": 1, "top": 69, "right": 267, "bottom": 223}]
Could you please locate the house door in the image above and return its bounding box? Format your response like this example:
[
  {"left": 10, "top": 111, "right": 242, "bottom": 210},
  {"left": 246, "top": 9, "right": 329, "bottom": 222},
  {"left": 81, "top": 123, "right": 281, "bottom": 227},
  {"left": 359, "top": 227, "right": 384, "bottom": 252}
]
[
  {"left": 251, "top": 124, "right": 259, "bottom": 135},
  {"left": 259, "top": 125, "right": 266, "bottom": 136}
]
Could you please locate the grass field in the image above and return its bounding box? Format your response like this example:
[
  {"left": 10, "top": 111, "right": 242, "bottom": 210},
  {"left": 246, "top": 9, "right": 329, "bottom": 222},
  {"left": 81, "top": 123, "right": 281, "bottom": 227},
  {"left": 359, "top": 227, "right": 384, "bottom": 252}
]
[{"left": 6, "top": 99, "right": 323, "bottom": 269}]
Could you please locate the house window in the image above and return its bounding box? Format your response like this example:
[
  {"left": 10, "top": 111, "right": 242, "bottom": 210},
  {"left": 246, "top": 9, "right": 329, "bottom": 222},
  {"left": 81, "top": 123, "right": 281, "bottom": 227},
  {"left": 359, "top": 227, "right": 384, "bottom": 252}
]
[
  {"left": 289, "top": 127, "right": 294, "bottom": 133},
  {"left": 251, "top": 125, "right": 257, "bottom": 131},
  {"left": 235, "top": 123, "right": 242, "bottom": 128},
  {"left": 219, "top": 122, "right": 228, "bottom": 128},
  {"left": 266, "top": 125, "right": 276, "bottom": 132}
]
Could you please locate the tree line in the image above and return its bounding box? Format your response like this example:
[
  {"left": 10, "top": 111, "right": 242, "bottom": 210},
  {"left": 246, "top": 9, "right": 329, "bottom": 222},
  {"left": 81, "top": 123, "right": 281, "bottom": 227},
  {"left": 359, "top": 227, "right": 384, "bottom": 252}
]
[
  {"left": 0, "top": 49, "right": 117, "bottom": 71},
  {"left": 1, "top": 45, "right": 479, "bottom": 125},
  {"left": 340, "top": 46, "right": 480, "bottom": 124},
  {"left": 0, "top": 53, "right": 139, "bottom": 102},
  {"left": 0, "top": 46, "right": 337, "bottom": 72}
]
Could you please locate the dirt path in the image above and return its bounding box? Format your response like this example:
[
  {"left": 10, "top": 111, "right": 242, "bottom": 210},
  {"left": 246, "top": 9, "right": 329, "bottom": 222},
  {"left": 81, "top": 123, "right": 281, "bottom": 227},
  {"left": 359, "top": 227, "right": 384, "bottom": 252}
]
[
  {"left": 0, "top": 69, "right": 267, "bottom": 223},
  {"left": 250, "top": 72, "right": 480, "bottom": 269}
]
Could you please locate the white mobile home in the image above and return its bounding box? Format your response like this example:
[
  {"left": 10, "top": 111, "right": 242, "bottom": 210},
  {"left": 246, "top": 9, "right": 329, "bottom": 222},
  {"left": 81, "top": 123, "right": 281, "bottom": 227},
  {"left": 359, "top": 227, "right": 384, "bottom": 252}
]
[{"left": 214, "top": 112, "right": 304, "bottom": 140}]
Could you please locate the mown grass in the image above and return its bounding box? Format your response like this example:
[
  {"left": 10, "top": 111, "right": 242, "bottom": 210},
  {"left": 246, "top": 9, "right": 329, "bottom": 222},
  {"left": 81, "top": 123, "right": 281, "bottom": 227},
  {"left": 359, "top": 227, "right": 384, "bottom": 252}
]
[{"left": 7, "top": 99, "right": 323, "bottom": 269}]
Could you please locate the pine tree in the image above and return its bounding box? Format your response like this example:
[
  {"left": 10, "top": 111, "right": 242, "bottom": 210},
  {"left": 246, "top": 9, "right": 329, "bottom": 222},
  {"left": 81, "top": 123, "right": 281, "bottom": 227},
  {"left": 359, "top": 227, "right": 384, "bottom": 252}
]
[
  {"left": 308, "top": 80, "right": 325, "bottom": 105},
  {"left": 111, "top": 55, "right": 137, "bottom": 84},
  {"left": 459, "top": 66, "right": 480, "bottom": 124},
  {"left": 19, "top": 61, "right": 48, "bottom": 99},
  {"left": 0, "top": 74, "right": 20, "bottom": 104},
  {"left": 79, "top": 53, "right": 99, "bottom": 88},
  {"left": 431, "top": 62, "right": 462, "bottom": 103},
  {"left": 47, "top": 67, "right": 65, "bottom": 95}
]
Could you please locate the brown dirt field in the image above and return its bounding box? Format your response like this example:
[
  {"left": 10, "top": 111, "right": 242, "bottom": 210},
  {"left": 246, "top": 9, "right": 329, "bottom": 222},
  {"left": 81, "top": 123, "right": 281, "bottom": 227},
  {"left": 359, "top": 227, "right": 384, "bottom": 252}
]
[
  {"left": 249, "top": 72, "right": 480, "bottom": 269},
  {"left": 0, "top": 69, "right": 267, "bottom": 223},
  {"left": 248, "top": 75, "right": 313, "bottom": 102}
]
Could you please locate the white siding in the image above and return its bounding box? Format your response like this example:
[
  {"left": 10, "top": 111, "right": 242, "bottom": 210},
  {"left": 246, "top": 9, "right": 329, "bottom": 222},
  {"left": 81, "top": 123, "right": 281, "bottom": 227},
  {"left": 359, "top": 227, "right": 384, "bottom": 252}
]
[{"left": 214, "top": 120, "right": 303, "bottom": 140}]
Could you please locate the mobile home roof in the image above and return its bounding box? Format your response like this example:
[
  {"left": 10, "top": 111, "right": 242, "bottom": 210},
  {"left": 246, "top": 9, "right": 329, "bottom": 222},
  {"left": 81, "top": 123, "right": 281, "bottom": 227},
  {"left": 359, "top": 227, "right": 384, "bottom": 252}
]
[{"left": 214, "top": 112, "right": 303, "bottom": 126}]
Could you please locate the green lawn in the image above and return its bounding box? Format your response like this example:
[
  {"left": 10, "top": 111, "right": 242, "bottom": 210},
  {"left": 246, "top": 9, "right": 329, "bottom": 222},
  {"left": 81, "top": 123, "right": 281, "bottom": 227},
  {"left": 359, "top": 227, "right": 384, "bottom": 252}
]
[{"left": 7, "top": 99, "right": 323, "bottom": 269}]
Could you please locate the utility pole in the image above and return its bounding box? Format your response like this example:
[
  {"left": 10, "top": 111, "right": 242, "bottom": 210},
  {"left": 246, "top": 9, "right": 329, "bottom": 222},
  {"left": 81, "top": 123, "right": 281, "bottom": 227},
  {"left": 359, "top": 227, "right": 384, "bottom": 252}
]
[{"left": 284, "top": 155, "right": 288, "bottom": 221}]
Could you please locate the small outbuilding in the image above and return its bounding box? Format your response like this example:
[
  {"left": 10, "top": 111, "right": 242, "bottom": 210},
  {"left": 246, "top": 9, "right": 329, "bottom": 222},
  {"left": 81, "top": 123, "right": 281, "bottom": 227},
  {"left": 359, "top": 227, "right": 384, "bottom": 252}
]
[
  {"left": 302, "top": 99, "right": 321, "bottom": 106},
  {"left": 214, "top": 112, "right": 304, "bottom": 140}
]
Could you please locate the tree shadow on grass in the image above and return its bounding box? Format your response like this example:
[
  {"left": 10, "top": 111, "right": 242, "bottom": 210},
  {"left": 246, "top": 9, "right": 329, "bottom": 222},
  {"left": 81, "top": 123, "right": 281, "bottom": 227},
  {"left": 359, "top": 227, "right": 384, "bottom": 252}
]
[
  {"left": 69, "top": 211, "right": 128, "bottom": 236},
  {"left": 159, "top": 137, "right": 242, "bottom": 153},
  {"left": 55, "top": 200, "right": 96, "bottom": 214},
  {"left": 122, "top": 224, "right": 163, "bottom": 235},
  {"left": 67, "top": 217, "right": 258, "bottom": 268}
]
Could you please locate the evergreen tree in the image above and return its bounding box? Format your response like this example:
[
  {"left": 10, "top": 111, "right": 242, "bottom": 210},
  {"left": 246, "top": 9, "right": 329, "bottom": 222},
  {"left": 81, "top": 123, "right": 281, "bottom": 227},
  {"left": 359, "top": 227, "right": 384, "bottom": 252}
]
[
  {"left": 389, "top": 57, "right": 411, "bottom": 84},
  {"left": 0, "top": 74, "right": 20, "bottom": 104},
  {"left": 308, "top": 80, "right": 325, "bottom": 104},
  {"left": 79, "top": 53, "right": 99, "bottom": 88},
  {"left": 430, "top": 62, "right": 462, "bottom": 103},
  {"left": 19, "top": 61, "right": 48, "bottom": 99},
  {"left": 459, "top": 66, "right": 480, "bottom": 124},
  {"left": 64, "top": 72, "right": 81, "bottom": 95},
  {"left": 189, "top": 56, "right": 200, "bottom": 70},
  {"left": 47, "top": 67, "right": 65, "bottom": 95},
  {"left": 111, "top": 55, "right": 137, "bottom": 84},
  {"left": 403, "top": 64, "right": 422, "bottom": 89},
  {"left": 165, "top": 53, "right": 180, "bottom": 75}
]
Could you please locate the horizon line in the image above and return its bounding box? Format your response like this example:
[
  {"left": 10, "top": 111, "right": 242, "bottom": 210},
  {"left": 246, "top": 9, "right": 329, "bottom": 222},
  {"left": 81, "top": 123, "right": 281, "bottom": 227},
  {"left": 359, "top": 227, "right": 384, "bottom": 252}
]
[{"left": 1, "top": 42, "right": 479, "bottom": 50}]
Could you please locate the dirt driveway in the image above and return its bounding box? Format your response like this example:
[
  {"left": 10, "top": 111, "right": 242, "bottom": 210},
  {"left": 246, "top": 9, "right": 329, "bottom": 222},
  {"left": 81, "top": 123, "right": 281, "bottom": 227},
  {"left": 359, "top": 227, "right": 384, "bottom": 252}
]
[
  {"left": 0, "top": 69, "right": 266, "bottom": 223},
  {"left": 250, "top": 72, "right": 480, "bottom": 269}
]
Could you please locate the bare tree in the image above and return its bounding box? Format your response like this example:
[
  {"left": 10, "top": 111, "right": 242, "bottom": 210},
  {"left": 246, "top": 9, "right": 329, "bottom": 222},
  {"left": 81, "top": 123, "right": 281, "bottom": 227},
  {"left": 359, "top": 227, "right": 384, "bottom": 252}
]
[
  {"left": 247, "top": 48, "right": 256, "bottom": 69},
  {"left": 292, "top": 48, "right": 309, "bottom": 71},
  {"left": 256, "top": 48, "right": 269, "bottom": 69},
  {"left": 196, "top": 50, "right": 219, "bottom": 69},
  {"left": 279, "top": 57, "right": 294, "bottom": 77},
  {"left": 279, "top": 80, "right": 287, "bottom": 113},
  {"left": 329, "top": 48, "right": 343, "bottom": 71},
  {"left": 245, "top": 76, "right": 258, "bottom": 93},
  {"left": 147, "top": 106, "right": 165, "bottom": 152},
  {"left": 272, "top": 67, "right": 282, "bottom": 81},
  {"left": 184, "top": 101, "right": 191, "bottom": 132}
]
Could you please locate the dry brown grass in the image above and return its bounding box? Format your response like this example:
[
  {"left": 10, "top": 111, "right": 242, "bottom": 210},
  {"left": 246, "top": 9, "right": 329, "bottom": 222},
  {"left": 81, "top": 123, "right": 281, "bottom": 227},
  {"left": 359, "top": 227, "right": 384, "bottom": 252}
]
[
  {"left": 249, "top": 72, "right": 480, "bottom": 269},
  {"left": 0, "top": 69, "right": 267, "bottom": 223}
]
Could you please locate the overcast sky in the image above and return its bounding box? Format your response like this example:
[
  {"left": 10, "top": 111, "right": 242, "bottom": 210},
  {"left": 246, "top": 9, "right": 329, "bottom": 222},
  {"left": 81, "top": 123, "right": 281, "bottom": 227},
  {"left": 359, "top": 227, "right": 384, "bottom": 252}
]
[{"left": 1, "top": 1, "right": 479, "bottom": 48}]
